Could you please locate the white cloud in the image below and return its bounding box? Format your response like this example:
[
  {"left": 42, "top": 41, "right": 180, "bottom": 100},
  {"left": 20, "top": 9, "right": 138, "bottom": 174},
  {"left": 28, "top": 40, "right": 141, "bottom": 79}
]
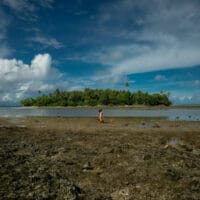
[
  {"left": 2, "top": 0, "right": 54, "bottom": 12},
  {"left": 0, "top": 53, "right": 61, "bottom": 104},
  {"left": 171, "top": 91, "right": 200, "bottom": 105},
  {"left": 39, "top": 0, "right": 54, "bottom": 8},
  {"left": 154, "top": 75, "right": 167, "bottom": 81},
  {"left": 191, "top": 92, "right": 200, "bottom": 104},
  {"left": 90, "top": 44, "right": 200, "bottom": 83},
  {"left": 1, "top": 0, "right": 54, "bottom": 22},
  {"left": 0, "top": 9, "right": 9, "bottom": 31},
  {"left": 31, "top": 36, "right": 63, "bottom": 49},
  {"left": 193, "top": 80, "right": 200, "bottom": 86},
  {"left": 0, "top": 8, "right": 11, "bottom": 57},
  {"left": 80, "top": 0, "right": 200, "bottom": 82},
  {"left": 2, "top": 0, "right": 35, "bottom": 12},
  {"left": 31, "top": 53, "right": 51, "bottom": 77},
  {"left": 0, "top": 53, "right": 51, "bottom": 81}
]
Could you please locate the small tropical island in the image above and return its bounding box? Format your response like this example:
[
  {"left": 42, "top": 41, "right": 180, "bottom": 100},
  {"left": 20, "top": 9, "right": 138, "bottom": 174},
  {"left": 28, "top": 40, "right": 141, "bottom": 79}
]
[{"left": 20, "top": 88, "right": 172, "bottom": 107}]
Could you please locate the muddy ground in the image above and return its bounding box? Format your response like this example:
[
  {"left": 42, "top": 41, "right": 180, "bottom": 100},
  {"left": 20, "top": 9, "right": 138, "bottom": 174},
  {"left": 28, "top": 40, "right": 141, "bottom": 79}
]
[{"left": 0, "top": 117, "right": 200, "bottom": 200}]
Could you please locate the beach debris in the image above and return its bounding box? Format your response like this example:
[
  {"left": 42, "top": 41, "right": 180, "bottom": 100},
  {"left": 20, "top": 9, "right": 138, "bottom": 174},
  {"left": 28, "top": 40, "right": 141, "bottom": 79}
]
[
  {"left": 83, "top": 162, "right": 93, "bottom": 171},
  {"left": 135, "top": 184, "right": 141, "bottom": 190}
]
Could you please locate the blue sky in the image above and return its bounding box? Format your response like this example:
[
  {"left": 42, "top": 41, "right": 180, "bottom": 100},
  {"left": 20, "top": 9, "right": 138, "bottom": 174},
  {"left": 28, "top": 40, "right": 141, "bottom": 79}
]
[{"left": 0, "top": 0, "right": 200, "bottom": 105}]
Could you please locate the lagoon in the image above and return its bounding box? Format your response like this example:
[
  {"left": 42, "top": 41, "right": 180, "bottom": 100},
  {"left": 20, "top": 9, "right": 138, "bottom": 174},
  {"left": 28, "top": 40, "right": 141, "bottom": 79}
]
[{"left": 0, "top": 107, "right": 199, "bottom": 121}]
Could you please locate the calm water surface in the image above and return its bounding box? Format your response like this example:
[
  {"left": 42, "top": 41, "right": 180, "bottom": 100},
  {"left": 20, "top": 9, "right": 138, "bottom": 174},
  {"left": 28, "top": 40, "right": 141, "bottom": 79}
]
[{"left": 0, "top": 107, "right": 200, "bottom": 121}]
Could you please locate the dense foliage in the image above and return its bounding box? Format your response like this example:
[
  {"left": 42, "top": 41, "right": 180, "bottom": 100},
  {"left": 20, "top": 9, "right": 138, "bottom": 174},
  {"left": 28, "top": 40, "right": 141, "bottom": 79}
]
[{"left": 20, "top": 88, "right": 172, "bottom": 106}]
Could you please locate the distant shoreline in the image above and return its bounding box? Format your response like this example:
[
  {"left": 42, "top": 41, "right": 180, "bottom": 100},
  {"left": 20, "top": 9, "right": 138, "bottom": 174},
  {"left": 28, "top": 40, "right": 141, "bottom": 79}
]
[{"left": 15, "top": 105, "right": 200, "bottom": 109}]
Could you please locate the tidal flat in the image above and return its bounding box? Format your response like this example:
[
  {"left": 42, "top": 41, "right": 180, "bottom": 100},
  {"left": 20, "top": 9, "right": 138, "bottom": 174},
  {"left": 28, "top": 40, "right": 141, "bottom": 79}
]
[{"left": 0, "top": 117, "right": 200, "bottom": 199}]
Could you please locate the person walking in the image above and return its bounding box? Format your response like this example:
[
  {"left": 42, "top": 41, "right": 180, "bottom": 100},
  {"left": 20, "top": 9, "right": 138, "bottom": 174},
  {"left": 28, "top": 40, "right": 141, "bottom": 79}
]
[{"left": 98, "top": 109, "right": 104, "bottom": 123}]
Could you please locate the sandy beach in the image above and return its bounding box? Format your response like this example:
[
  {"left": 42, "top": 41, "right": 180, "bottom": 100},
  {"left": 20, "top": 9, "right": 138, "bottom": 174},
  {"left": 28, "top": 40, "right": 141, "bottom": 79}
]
[{"left": 0, "top": 117, "right": 200, "bottom": 199}]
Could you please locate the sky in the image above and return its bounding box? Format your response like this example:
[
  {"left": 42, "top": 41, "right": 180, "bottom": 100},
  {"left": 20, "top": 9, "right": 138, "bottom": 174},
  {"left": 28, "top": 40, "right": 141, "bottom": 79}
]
[{"left": 0, "top": 0, "right": 200, "bottom": 105}]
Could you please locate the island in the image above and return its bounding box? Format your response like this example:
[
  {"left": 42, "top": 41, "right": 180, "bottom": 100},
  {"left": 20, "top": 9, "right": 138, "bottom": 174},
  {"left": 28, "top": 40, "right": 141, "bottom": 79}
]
[{"left": 20, "top": 88, "right": 172, "bottom": 107}]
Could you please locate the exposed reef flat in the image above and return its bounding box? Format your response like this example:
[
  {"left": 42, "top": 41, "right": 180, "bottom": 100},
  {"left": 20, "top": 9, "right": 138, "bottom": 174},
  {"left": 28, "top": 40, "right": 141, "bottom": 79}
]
[{"left": 0, "top": 117, "right": 200, "bottom": 199}]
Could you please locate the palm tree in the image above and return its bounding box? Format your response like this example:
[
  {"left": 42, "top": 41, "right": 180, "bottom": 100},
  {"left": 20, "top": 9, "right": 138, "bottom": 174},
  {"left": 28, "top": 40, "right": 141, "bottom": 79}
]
[{"left": 125, "top": 81, "right": 129, "bottom": 87}]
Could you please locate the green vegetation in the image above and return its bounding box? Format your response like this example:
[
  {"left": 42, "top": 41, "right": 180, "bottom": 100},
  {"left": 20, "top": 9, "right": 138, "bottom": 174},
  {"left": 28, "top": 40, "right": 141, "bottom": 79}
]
[{"left": 20, "top": 88, "right": 172, "bottom": 107}]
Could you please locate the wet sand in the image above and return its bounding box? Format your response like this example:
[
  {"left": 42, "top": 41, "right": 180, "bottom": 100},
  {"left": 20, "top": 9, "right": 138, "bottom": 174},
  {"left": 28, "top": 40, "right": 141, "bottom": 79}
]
[{"left": 0, "top": 117, "right": 200, "bottom": 199}]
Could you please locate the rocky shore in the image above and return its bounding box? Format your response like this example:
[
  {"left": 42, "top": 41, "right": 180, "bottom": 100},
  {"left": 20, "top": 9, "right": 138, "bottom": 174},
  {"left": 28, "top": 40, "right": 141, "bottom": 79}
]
[{"left": 0, "top": 117, "right": 200, "bottom": 199}]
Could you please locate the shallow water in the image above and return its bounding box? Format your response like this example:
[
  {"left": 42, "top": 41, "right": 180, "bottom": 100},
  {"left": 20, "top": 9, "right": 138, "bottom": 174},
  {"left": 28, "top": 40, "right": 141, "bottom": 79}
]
[
  {"left": 0, "top": 107, "right": 199, "bottom": 121},
  {"left": 168, "top": 138, "right": 180, "bottom": 146}
]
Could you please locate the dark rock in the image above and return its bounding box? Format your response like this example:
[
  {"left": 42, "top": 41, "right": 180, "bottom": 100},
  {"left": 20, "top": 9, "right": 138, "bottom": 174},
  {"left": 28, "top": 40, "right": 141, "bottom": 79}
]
[
  {"left": 189, "top": 178, "right": 200, "bottom": 192},
  {"left": 143, "top": 154, "right": 152, "bottom": 160},
  {"left": 180, "top": 144, "right": 193, "bottom": 152},
  {"left": 95, "top": 195, "right": 112, "bottom": 200},
  {"left": 165, "top": 169, "right": 181, "bottom": 181}
]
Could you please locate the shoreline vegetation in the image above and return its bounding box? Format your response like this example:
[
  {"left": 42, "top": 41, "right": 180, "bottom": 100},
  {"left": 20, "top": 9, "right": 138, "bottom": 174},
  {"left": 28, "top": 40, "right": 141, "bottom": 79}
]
[{"left": 20, "top": 88, "right": 172, "bottom": 107}]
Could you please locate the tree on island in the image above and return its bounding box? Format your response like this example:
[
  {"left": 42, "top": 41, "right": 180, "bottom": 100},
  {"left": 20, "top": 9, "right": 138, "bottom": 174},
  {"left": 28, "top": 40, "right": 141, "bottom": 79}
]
[{"left": 20, "top": 88, "right": 172, "bottom": 107}]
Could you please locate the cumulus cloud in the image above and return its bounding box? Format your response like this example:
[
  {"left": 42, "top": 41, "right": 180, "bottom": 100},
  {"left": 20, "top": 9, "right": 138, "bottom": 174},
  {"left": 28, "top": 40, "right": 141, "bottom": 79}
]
[
  {"left": 0, "top": 53, "right": 51, "bottom": 80},
  {"left": 31, "top": 54, "right": 51, "bottom": 77},
  {"left": 0, "top": 53, "right": 60, "bottom": 104}
]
